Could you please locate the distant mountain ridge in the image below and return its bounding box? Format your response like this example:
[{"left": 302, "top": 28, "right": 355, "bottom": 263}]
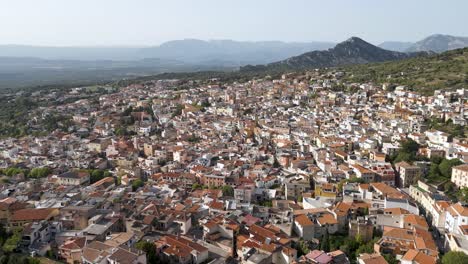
[
  {"left": 137, "top": 39, "right": 336, "bottom": 65},
  {"left": 241, "top": 37, "right": 428, "bottom": 72},
  {"left": 1, "top": 34, "right": 466, "bottom": 90},
  {"left": 378, "top": 41, "right": 414, "bottom": 52},
  {"left": 406, "top": 34, "right": 468, "bottom": 53},
  {"left": 0, "top": 40, "right": 336, "bottom": 65}
]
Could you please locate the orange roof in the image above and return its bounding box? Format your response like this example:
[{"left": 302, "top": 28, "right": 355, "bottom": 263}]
[
  {"left": 293, "top": 208, "right": 328, "bottom": 216},
  {"left": 353, "top": 164, "right": 374, "bottom": 174},
  {"left": 359, "top": 183, "right": 370, "bottom": 190},
  {"left": 414, "top": 228, "right": 437, "bottom": 254},
  {"left": 371, "top": 182, "right": 398, "bottom": 194},
  {"left": 404, "top": 214, "right": 429, "bottom": 229},
  {"left": 359, "top": 253, "right": 388, "bottom": 264},
  {"left": 209, "top": 201, "right": 224, "bottom": 211},
  {"left": 401, "top": 249, "right": 436, "bottom": 264},
  {"left": 60, "top": 237, "right": 87, "bottom": 250},
  {"left": 11, "top": 208, "right": 57, "bottom": 221},
  {"left": 250, "top": 224, "right": 277, "bottom": 239},
  {"left": 91, "top": 177, "right": 114, "bottom": 187},
  {"left": 295, "top": 214, "right": 314, "bottom": 227},
  {"left": 453, "top": 164, "right": 468, "bottom": 172},
  {"left": 401, "top": 249, "right": 418, "bottom": 261},
  {"left": 384, "top": 208, "right": 410, "bottom": 215},
  {"left": 317, "top": 213, "right": 338, "bottom": 225},
  {"left": 383, "top": 227, "right": 414, "bottom": 240},
  {"left": 452, "top": 203, "right": 468, "bottom": 217},
  {"left": 435, "top": 200, "right": 451, "bottom": 210},
  {"left": 333, "top": 202, "right": 351, "bottom": 217}
]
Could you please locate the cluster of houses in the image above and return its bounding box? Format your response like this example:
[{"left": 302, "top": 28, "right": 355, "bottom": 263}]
[{"left": 0, "top": 71, "right": 467, "bottom": 264}]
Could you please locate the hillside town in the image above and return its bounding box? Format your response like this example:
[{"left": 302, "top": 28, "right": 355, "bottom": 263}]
[{"left": 0, "top": 70, "right": 467, "bottom": 264}]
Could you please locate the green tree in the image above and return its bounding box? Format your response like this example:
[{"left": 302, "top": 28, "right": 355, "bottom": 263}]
[
  {"left": 355, "top": 234, "right": 363, "bottom": 244},
  {"left": 320, "top": 231, "right": 330, "bottom": 252},
  {"left": 29, "top": 167, "right": 51, "bottom": 178},
  {"left": 294, "top": 239, "right": 310, "bottom": 256},
  {"left": 0, "top": 223, "right": 8, "bottom": 247},
  {"left": 123, "top": 106, "right": 134, "bottom": 116},
  {"left": 297, "top": 194, "right": 303, "bottom": 203},
  {"left": 383, "top": 254, "right": 398, "bottom": 264},
  {"left": 392, "top": 139, "right": 420, "bottom": 163},
  {"left": 444, "top": 182, "right": 456, "bottom": 193},
  {"left": 439, "top": 159, "right": 463, "bottom": 178},
  {"left": 428, "top": 163, "right": 441, "bottom": 179},
  {"left": 363, "top": 207, "right": 369, "bottom": 216},
  {"left": 116, "top": 175, "right": 122, "bottom": 186},
  {"left": 132, "top": 179, "right": 144, "bottom": 192},
  {"left": 401, "top": 139, "right": 420, "bottom": 154},
  {"left": 273, "top": 158, "right": 281, "bottom": 168},
  {"left": 258, "top": 200, "right": 273, "bottom": 207},
  {"left": 172, "top": 104, "right": 184, "bottom": 117},
  {"left": 4, "top": 167, "right": 26, "bottom": 177},
  {"left": 442, "top": 251, "right": 468, "bottom": 264},
  {"left": 355, "top": 242, "right": 373, "bottom": 255},
  {"left": 115, "top": 127, "right": 129, "bottom": 136},
  {"left": 394, "top": 152, "right": 413, "bottom": 163},
  {"left": 90, "top": 169, "right": 105, "bottom": 184},
  {"left": 136, "top": 241, "right": 161, "bottom": 264},
  {"left": 192, "top": 183, "right": 203, "bottom": 190},
  {"left": 2, "top": 228, "right": 22, "bottom": 253},
  {"left": 221, "top": 185, "right": 234, "bottom": 196},
  {"left": 430, "top": 156, "right": 444, "bottom": 165},
  {"left": 458, "top": 187, "right": 468, "bottom": 203}
]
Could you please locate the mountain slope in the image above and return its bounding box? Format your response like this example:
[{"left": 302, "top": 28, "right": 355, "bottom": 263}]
[
  {"left": 342, "top": 47, "right": 468, "bottom": 95},
  {"left": 137, "top": 39, "right": 336, "bottom": 65},
  {"left": 406, "top": 34, "right": 468, "bottom": 53},
  {"left": 378, "top": 41, "right": 414, "bottom": 52},
  {"left": 241, "top": 37, "right": 426, "bottom": 72}
]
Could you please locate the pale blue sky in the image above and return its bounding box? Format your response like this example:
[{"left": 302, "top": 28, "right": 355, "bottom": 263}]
[{"left": 0, "top": 0, "right": 467, "bottom": 46}]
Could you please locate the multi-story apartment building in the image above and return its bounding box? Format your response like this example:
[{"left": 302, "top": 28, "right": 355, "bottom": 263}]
[
  {"left": 395, "top": 161, "right": 422, "bottom": 188},
  {"left": 452, "top": 164, "right": 468, "bottom": 188}
]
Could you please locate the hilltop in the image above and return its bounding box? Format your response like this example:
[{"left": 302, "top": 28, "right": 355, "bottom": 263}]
[
  {"left": 112, "top": 45, "right": 468, "bottom": 96},
  {"left": 240, "top": 37, "right": 427, "bottom": 72},
  {"left": 406, "top": 34, "right": 468, "bottom": 53},
  {"left": 342, "top": 47, "right": 468, "bottom": 95}
]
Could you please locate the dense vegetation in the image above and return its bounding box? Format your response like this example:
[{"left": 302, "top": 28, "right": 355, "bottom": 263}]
[
  {"left": 293, "top": 228, "right": 386, "bottom": 264},
  {"left": 87, "top": 169, "right": 112, "bottom": 184},
  {"left": 442, "top": 251, "right": 468, "bottom": 264},
  {"left": 135, "top": 241, "right": 164, "bottom": 264},
  {"left": 342, "top": 47, "right": 468, "bottom": 95},
  {"left": 0, "top": 224, "right": 41, "bottom": 264},
  {"left": 425, "top": 117, "right": 467, "bottom": 138},
  {"left": 0, "top": 85, "right": 112, "bottom": 138},
  {"left": 132, "top": 179, "right": 144, "bottom": 191},
  {"left": 0, "top": 167, "right": 51, "bottom": 179},
  {"left": 115, "top": 70, "right": 283, "bottom": 88},
  {"left": 388, "top": 139, "right": 467, "bottom": 202},
  {"left": 116, "top": 47, "right": 468, "bottom": 96}
]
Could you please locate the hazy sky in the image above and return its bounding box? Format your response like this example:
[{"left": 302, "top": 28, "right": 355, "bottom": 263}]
[{"left": 1, "top": 0, "right": 467, "bottom": 46}]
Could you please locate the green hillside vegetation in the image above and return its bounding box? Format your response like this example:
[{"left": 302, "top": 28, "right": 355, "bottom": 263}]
[
  {"left": 120, "top": 47, "right": 468, "bottom": 96},
  {"left": 342, "top": 48, "right": 468, "bottom": 95}
]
